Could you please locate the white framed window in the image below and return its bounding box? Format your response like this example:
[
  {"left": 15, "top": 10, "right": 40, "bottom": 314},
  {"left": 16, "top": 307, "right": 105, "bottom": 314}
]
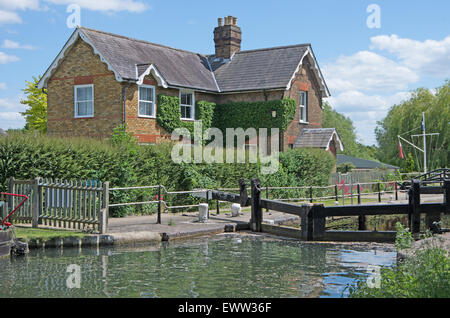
[
  {"left": 138, "top": 85, "right": 156, "bottom": 118},
  {"left": 74, "top": 84, "right": 94, "bottom": 118},
  {"left": 299, "top": 91, "right": 307, "bottom": 123},
  {"left": 179, "top": 90, "right": 195, "bottom": 120}
]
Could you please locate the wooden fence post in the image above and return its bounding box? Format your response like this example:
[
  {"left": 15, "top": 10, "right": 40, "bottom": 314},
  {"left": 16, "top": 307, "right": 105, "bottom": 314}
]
[
  {"left": 312, "top": 204, "right": 326, "bottom": 240},
  {"left": 409, "top": 179, "right": 421, "bottom": 234},
  {"left": 31, "top": 177, "right": 39, "bottom": 228},
  {"left": 239, "top": 179, "right": 248, "bottom": 207},
  {"left": 309, "top": 187, "right": 313, "bottom": 203},
  {"left": 250, "top": 178, "right": 262, "bottom": 232},
  {"left": 444, "top": 179, "right": 450, "bottom": 214},
  {"left": 335, "top": 184, "right": 338, "bottom": 202},
  {"left": 100, "top": 181, "right": 109, "bottom": 234},
  {"left": 378, "top": 182, "right": 382, "bottom": 203}
]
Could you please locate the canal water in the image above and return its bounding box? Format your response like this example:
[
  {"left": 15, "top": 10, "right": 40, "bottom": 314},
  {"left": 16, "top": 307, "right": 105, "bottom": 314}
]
[{"left": 0, "top": 234, "right": 396, "bottom": 298}]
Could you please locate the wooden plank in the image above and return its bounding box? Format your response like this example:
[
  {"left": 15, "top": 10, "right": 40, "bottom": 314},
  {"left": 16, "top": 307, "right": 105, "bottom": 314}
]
[
  {"left": 420, "top": 186, "right": 443, "bottom": 194},
  {"left": 260, "top": 199, "right": 310, "bottom": 218},
  {"left": 318, "top": 204, "right": 410, "bottom": 217}
]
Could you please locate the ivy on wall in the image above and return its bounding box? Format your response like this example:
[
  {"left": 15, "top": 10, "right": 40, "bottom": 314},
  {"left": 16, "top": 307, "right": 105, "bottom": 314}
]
[
  {"left": 213, "top": 99, "right": 297, "bottom": 132},
  {"left": 156, "top": 94, "right": 216, "bottom": 136},
  {"left": 157, "top": 95, "right": 296, "bottom": 138}
]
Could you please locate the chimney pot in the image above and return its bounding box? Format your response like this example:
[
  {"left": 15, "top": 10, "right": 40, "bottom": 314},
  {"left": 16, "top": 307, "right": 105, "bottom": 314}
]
[
  {"left": 218, "top": 18, "right": 223, "bottom": 27},
  {"left": 233, "top": 17, "right": 237, "bottom": 25},
  {"left": 214, "top": 16, "right": 241, "bottom": 59}
]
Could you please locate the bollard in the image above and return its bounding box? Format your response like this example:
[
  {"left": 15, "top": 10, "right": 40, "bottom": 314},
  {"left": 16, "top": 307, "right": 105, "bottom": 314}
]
[
  {"left": 231, "top": 203, "right": 241, "bottom": 217},
  {"left": 198, "top": 203, "right": 209, "bottom": 223}
]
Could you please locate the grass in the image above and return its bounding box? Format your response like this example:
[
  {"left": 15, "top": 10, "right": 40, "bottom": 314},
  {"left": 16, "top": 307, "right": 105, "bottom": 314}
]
[{"left": 13, "top": 226, "right": 86, "bottom": 241}]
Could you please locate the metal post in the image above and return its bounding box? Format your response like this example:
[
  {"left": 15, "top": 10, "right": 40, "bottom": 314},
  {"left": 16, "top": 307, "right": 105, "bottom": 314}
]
[
  {"left": 157, "top": 185, "right": 161, "bottom": 224},
  {"left": 444, "top": 179, "right": 450, "bottom": 214},
  {"left": 350, "top": 183, "right": 353, "bottom": 205},
  {"left": 335, "top": 184, "right": 338, "bottom": 202},
  {"left": 309, "top": 186, "right": 313, "bottom": 203},
  {"left": 266, "top": 186, "right": 269, "bottom": 212},
  {"left": 216, "top": 199, "right": 220, "bottom": 215},
  {"left": 357, "top": 184, "right": 361, "bottom": 205},
  {"left": 206, "top": 190, "right": 210, "bottom": 219}
]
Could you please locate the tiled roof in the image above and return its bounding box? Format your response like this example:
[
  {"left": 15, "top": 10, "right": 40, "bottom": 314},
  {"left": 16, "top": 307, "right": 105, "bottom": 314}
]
[
  {"left": 209, "top": 45, "right": 309, "bottom": 92},
  {"left": 294, "top": 128, "right": 343, "bottom": 150},
  {"left": 80, "top": 27, "right": 218, "bottom": 91},
  {"left": 38, "top": 27, "right": 329, "bottom": 95},
  {"left": 337, "top": 154, "right": 399, "bottom": 170}
]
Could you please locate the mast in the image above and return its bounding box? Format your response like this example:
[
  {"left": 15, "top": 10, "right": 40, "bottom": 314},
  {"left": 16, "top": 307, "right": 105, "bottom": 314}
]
[{"left": 422, "top": 112, "right": 427, "bottom": 174}]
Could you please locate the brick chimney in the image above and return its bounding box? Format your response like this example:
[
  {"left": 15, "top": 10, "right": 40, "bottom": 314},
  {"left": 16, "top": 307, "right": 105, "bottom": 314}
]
[{"left": 214, "top": 16, "right": 241, "bottom": 59}]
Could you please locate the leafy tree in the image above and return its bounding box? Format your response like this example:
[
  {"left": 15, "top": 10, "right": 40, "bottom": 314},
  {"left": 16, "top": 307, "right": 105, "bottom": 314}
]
[
  {"left": 375, "top": 81, "right": 449, "bottom": 170},
  {"left": 322, "top": 102, "right": 376, "bottom": 160},
  {"left": 20, "top": 76, "right": 47, "bottom": 133}
]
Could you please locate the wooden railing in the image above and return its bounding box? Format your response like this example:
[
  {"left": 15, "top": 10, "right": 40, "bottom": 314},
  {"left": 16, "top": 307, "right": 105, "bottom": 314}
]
[{"left": 6, "top": 177, "right": 108, "bottom": 233}]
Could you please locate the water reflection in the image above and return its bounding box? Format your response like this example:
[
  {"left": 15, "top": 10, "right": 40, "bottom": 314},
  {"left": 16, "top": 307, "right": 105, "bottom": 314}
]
[{"left": 0, "top": 235, "right": 396, "bottom": 298}]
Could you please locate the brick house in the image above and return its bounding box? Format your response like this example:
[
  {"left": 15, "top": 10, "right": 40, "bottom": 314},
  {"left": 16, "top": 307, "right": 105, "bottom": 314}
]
[{"left": 37, "top": 16, "right": 342, "bottom": 154}]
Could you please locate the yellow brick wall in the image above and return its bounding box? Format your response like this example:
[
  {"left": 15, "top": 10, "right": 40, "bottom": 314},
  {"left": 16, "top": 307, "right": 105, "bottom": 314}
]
[{"left": 47, "top": 38, "right": 123, "bottom": 138}]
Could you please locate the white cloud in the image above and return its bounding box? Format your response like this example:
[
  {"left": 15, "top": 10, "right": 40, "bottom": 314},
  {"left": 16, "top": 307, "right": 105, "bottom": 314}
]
[
  {"left": 2, "top": 39, "right": 36, "bottom": 50},
  {"left": 323, "top": 51, "right": 419, "bottom": 93},
  {"left": 370, "top": 34, "right": 450, "bottom": 77},
  {"left": 45, "top": 0, "right": 150, "bottom": 13},
  {"left": 0, "top": 0, "right": 40, "bottom": 11},
  {"left": 0, "top": 51, "right": 19, "bottom": 63},
  {"left": 0, "top": 10, "right": 22, "bottom": 24},
  {"left": 0, "top": 83, "right": 6, "bottom": 89}
]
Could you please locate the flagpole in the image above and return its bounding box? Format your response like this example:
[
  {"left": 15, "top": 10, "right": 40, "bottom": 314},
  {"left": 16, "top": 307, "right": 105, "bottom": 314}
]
[{"left": 423, "top": 112, "right": 427, "bottom": 174}]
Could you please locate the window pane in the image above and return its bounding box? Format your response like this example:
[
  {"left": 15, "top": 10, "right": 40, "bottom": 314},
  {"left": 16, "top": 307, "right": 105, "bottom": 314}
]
[
  {"left": 181, "top": 92, "right": 193, "bottom": 106},
  {"left": 139, "top": 101, "right": 154, "bottom": 116},
  {"left": 301, "top": 105, "right": 306, "bottom": 121},
  {"left": 77, "top": 101, "right": 93, "bottom": 116},
  {"left": 140, "top": 87, "right": 153, "bottom": 102},
  {"left": 77, "top": 87, "right": 92, "bottom": 101},
  {"left": 185, "top": 106, "right": 191, "bottom": 119},
  {"left": 181, "top": 105, "right": 186, "bottom": 118}
]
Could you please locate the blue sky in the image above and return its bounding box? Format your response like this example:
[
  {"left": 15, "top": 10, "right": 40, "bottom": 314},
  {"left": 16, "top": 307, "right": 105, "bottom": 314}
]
[{"left": 0, "top": 0, "right": 449, "bottom": 145}]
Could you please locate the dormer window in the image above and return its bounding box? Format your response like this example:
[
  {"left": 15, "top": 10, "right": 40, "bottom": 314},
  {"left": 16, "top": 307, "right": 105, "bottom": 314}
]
[
  {"left": 180, "top": 91, "right": 195, "bottom": 120},
  {"left": 74, "top": 84, "right": 94, "bottom": 118},
  {"left": 299, "top": 91, "right": 308, "bottom": 123}
]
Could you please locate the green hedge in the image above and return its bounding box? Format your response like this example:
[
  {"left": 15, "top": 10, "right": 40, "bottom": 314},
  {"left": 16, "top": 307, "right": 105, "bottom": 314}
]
[
  {"left": 213, "top": 99, "right": 297, "bottom": 132},
  {"left": 0, "top": 132, "right": 334, "bottom": 217}
]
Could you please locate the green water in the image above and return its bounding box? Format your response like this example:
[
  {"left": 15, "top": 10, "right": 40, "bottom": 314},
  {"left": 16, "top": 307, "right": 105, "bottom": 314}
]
[{"left": 0, "top": 234, "right": 396, "bottom": 298}]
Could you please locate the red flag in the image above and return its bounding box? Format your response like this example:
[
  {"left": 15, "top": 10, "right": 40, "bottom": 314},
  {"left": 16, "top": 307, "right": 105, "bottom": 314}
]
[{"left": 398, "top": 140, "right": 404, "bottom": 159}]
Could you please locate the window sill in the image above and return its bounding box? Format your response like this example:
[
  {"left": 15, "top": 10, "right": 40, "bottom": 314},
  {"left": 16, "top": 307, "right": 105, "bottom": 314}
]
[
  {"left": 299, "top": 121, "right": 309, "bottom": 125},
  {"left": 74, "top": 115, "right": 94, "bottom": 119},
  {"left": 138, "top": 115, "right": 156, "bottom": 119},
  {"left": 181, "top": 118, "right": 195, "bottom": 121}
]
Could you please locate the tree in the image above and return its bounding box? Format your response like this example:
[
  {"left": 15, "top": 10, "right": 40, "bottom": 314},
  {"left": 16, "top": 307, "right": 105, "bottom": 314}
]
[
  {"left": 322, "top": 101, "right": 376, "bottom": 160},
  {"left": 20, "top": 76, "right": 47, "bottom": 133},
  {"left": 375, "top": 81, "right": 449, "bottom": 171}
]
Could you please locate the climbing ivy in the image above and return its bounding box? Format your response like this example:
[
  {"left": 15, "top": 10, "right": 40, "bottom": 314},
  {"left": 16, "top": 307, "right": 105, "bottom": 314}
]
[
  {"left": 156, "top": 94, "right": 216, "bottom": 136},
  {"left": 213, "top": 99, "right": 297, "bottom": 132}
]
